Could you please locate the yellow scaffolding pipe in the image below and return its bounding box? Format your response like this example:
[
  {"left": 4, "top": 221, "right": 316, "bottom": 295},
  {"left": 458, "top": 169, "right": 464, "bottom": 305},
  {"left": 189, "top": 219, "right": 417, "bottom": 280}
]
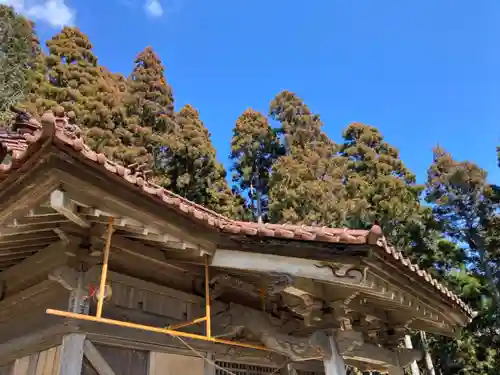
[
  {"left": 167, "top": 316, "right": 207, "bottom": 330},
  {"left": 46, "top": 216, "right": 269, "bottom": 352},
  {"left": 96, "top": 216, "right": 113, "bottom": 318},
  {"left": 204, "top": 254, "right": 211, "bottom": 338},
  {"left": 45, "top": 309, "right": 268, "bottom": 351}
]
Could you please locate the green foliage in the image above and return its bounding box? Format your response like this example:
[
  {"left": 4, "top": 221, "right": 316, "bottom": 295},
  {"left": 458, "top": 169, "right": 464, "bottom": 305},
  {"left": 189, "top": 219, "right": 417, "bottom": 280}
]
[
  {"left": 426, "top": 147, "right": 500, "bottom": 309},
  {"left": 268, "top": 91, "right": 348, "bottom": 225},
  {"left": 119, "top": 46, "right": 176, "bottom": 169},
  {"left": 125, "top": 46, "right": 174, "bottom": 130},
  {"left": 30, "top": 27, "right": 128, "bottom": 160},
  {"left": 230, "top": 108, "right": 281, "bottom": 222},
  {"left": 340, "top": 122, "right": 423, "bottom": 247},
  {"left": 424, "top": 146, "right": 500, "bottom": 374},
  {"left": 0, "top": 5, "right": 36, "bottom": 122},
  {"left": 269, "top": 90, "right": 330, "bottom": 152},
  {"left": 161, "top": 104, "right": 241, "bottom": 217}
]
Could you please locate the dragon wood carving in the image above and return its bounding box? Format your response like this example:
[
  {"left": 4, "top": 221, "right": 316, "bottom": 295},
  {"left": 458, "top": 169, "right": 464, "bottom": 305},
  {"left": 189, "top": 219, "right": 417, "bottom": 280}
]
[
  {"left": 314, "top": 262, "right": 368, "bottom": 284},
  {"left": 211, "top": 304, "right": 422, "bottom": 368},
  {"left": 210, "top": 272, "right": 294, "bottom": 300},
  {"left": 211, "top": 303, "right": 327, "bottom": 361}
]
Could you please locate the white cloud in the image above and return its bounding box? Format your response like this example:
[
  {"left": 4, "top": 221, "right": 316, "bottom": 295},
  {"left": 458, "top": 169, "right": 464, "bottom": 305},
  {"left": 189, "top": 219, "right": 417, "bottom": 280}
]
[
  {"left": 0, "top": 0, "right": 75, "bottom": 28},
  {"left": 144, "top": 0, "right": 163, "bottom": 17}
]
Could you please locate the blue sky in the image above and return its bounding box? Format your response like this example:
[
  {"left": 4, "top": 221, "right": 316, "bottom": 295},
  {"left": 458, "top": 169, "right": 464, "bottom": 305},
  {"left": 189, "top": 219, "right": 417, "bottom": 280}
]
[{"left": 6, "top": 0, "right": 500, "bottom": 184}]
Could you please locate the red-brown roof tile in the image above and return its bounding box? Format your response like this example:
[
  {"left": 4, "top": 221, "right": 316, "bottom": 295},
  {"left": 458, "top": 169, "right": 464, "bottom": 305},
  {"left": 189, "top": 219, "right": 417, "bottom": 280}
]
[{"left": 0, "top": 110, "right": 474, "bottom": 319}]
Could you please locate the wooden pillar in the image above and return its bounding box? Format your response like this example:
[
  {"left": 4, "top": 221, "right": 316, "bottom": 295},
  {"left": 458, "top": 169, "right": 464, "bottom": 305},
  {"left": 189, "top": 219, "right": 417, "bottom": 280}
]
[
  {"left": 280, "top": 363, "right": 297, "bottom": 375},
  {"left": 68, "top": 271, "right": 90, "bottom": 315},
  {"left": 322, "top": 334, "right": 346, "bottom": 375},
  {"left": 420, "top": 332, "right": 436, "bottom": 375},
  {"left": 57, "top": 334, "right": 85, "bottom": 375},
  {"left": 204, "top": 352, "right": 216, "bottom": 375},
  {"left": 404, "top": 335, "right": 420, "bottom": 375}
]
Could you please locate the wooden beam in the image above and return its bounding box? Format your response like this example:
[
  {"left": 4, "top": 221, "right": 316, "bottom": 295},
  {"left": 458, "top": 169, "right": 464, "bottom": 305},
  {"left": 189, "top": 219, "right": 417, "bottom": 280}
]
[
  {"left": 0, "top": 280, "right": 55, "bottom": 320},
  {"left": 57, "top": 334, "right": 85, "bottom": 375},
  {"left": 8, "top": 215, "right": 69, "bottom": 227},
  {"left": 78, "top": 319, "right": 285, "bottom": 364},
  {"left": 50, "top": 190, "right": 89, "bottom": 228},
  {"left": 55, "top": 187, "right": 210, "bottom": 254},
  {"left": 83, "top": 340, "right": 116, "bottom": 375},
  {"left": 53, "top": 167, "right": 217, "bottom": 252},
  {"left": 85, "top": 267, "right": 204, "bottom": 305},
  {"left": 0, "top": 222, "right": 60, "bottom": 237},
  {"left": 49, "top": 266, "right": 81, "bottom": 291},
  {"left": 0, "top": 324, "right": 75, "bottom": 366},
  {"left": 212, "top": 250, "right": 369, "bottom": 288},
  {"left": 346, "top": 344, "right": 421, "bottom": 368},
  {"left": 109, "top": 235, "right": 203, "bottom": 269},
  {"left": 0, "top": 240, "right": 75, "bottom": 296},
  {"left": 0, "top": 231, "right": 58, "bottom": 244},
  {"left": 79, "top": 207, "right": 196, "bottom": 250},
  {"left": 366, "top": 258, "right": 461, "bottom": 326},
  {"left": 0, "top": 252, "right": 37, "bottom": 263},
  {"left": 0, "top": 240, "right": 55, "bottom": 251},
  {"left": 0, "top": 167, "right": 60, "bottom": 227},
  {"left": 120, "top": 232, "right": 190, "bottom": 249},
  {"left": 25, "top": 206, "right": 57, "bottom": 216}
]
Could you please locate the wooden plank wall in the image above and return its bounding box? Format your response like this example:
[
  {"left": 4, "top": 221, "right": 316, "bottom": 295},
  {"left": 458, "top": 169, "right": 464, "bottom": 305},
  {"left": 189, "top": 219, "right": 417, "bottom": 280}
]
[
  {"left": 214, "top": 361, "right": 278, "bottom": 375},
  {"left": 149, "top": 352, "right": 205, "bottom": 375},
  {"left": 296, "top": 371, "right": 325, "bottom": 375},
  {"left": 81, "top": 345, "right": 148, "bottom": 375},
  {"left": 105, "top": 274, "right": 201, "bottom": 323},
  {"left": 11, "top": 346, "right": 61, "bottom": 375},
  {"left": 0, "top": 364, "right": 12, "bottom": 375}
]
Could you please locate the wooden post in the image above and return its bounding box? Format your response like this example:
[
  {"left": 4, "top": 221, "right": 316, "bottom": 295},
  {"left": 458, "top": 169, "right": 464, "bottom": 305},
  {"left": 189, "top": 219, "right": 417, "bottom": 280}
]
[
  {"left": 57, "top": 334, "right": 85, "bottom": 375},
  {"left": 404, "top": 335, "right": 420, "bottom": 375},
  {"left": 204, "top": 352, "right": 215, "bottom": 375},
  {"left": 420, "top": 332, "right": 436, "bottom": 375},
  {"left": 281, "top": 363, "right": 297, "bottom": 375},
  {"left": 68, "top": 271, "right": 89, "bottom": 315},
  {"left": 322, "top": 334, "right": 346, "bottom": 375}
]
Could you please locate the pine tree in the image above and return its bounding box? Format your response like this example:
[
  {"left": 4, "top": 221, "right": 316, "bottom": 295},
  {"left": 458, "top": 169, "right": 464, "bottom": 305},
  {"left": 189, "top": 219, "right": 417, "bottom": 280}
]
[
  {"left": 122, "top": 46, "right": 176, "bottom": 170},
  {"left": 424, "top": 146, "right": 500, "bottom": 374},
  {"left": 340, "top": 122, "right": 423, "bottom": 248},
  {"left": 269, "top": 90, "right": 328, "bottom": 153},
  {"left": 404, "top": 210, "right": 468, "bottom": 278},
  {"left": 268, "top": 91, "right": 347, "bottom": 225},
  {"left": 230, "top": 108, "right": 281, "bottom": 223},
  {"left": 20, "top": 18, "right": 46, "bottom": 117},
  {"left": 125, "top": 46, "right": 174, "bottom": 129},
  {"left": 0, "top": 5, "right": 36, "bottom": 122},
  {"left": 35, "top": 27, "right": 126, "bottom": 159},
  {"left": 426, "top": 147, "right": 500, "bottom": 312},
  {"left": 160, "top": 104, "right": 239, "bottom": 216}
]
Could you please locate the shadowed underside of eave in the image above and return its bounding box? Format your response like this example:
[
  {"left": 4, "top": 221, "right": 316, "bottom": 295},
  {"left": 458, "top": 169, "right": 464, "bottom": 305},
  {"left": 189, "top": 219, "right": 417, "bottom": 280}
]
[{"left": 0, "top": 197, "right": 469, "bottom": 339}]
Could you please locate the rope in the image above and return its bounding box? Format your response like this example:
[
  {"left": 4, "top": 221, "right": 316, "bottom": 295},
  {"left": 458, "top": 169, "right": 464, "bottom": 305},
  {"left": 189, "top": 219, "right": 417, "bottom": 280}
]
[{"left": 173, "top": 335, "right": 290, "bottom": 375}]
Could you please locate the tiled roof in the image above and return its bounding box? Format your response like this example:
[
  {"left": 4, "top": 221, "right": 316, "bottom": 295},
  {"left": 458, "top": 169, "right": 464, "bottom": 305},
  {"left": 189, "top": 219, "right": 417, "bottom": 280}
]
[{"left": 0, "top": 108, "right": 474, "bottom": 319}]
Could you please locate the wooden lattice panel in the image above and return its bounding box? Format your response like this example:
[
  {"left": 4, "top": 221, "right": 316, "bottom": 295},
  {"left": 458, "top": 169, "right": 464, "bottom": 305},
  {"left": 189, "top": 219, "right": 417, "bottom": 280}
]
[
  {"left": 296, "top": 371, "right": 325, "bottom": 375},
  {"left": 215, "top": 361, "right": 278, "bottom": 375}
]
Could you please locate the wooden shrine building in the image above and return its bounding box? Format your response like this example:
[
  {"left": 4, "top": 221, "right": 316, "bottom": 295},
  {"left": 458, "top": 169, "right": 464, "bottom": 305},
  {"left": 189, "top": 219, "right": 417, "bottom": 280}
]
[{"left": 0, "top": 109, "right": 473, "bottom": 375}]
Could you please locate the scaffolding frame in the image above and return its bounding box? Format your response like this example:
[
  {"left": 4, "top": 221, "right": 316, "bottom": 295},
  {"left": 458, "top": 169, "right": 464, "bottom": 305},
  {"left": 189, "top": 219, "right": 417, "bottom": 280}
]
[{"left": 46, "top": 217, "right": 269, "bottom": 352}]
